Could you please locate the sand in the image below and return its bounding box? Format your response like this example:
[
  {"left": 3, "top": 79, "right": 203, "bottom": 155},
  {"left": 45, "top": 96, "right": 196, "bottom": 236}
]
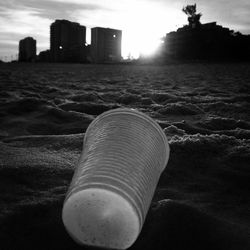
[{"left": 0, "top": 62, "right": 250, "bottom": 249}]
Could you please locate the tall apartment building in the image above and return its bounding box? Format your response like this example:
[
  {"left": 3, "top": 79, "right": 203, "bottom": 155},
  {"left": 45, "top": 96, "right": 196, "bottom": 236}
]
[
  {"left": 50, "top": 20, "right": 86, "bottom": 62},
  {"left": 18, "top": 37, "right": 36, "bottom": 62},
  {"left": 91, "top": 27, "right": 122, "bottom": 63}
]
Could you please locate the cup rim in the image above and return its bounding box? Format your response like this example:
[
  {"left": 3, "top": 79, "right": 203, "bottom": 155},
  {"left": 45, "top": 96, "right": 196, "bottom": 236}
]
[{"left": 84, "top": 108, "right": 170, "bottom": 172}]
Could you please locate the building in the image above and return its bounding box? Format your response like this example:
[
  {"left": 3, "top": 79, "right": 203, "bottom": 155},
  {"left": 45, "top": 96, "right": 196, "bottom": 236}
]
[
  {"left": 164, "top": 22, "right": 250, "bottom": 60},
  {"left": 91, "top": 27, "right": 122, "bottom": 63},
  {"left": 18, "top": 37, "right": 36, "bottom": 62},
  {"left": 38, "top": 50, "right": 51, "bottom": 62},
  {"left": 50, "top": 20, "right": 87, "bottom": 63}
]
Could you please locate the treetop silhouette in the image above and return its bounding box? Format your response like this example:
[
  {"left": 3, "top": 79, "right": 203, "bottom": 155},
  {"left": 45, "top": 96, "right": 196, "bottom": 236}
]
[{"left": 182, "top": 4, "right": 202, "bottom": 27}]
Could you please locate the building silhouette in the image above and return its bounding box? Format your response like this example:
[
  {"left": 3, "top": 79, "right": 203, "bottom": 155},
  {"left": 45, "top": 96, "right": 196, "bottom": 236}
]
[
  {"left": 50, "top": 20, "right": 87, "bottom": 63},
  {"left": 18, "top": 37, "right": 36, "bottom": 62},
  {"left": 164, "top": 22, "right": 250, "bottom": 61},
  {"left": 91, "top": 27, "right": 122, "bottom": 63},
  {"left": 38, "top": 50, "right": 51, "bottom": 62}
]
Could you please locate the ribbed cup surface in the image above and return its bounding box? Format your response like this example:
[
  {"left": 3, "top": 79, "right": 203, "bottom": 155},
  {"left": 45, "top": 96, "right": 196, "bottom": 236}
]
[{"left": 63, "top": 108, "right": 170, "bottom": 249}]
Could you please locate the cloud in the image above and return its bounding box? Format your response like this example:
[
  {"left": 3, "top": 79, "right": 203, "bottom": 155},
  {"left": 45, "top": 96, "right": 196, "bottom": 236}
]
[
  {"left": 0, "top": 0, "right": 109, "bottom": 23},
  {"left": 181, "top": 0, "right": 250, "bottom": 33},
  {"left": 0, "top": 8, "right": 50, "bottom": 34},
  {"left": 0, "top": 0, "right": 112, "bottom": 33},
  {"left": 0, "top": 0, "right": 115, "bottom": 58},
  {"left": 16, "top": 0, "right": 111, "bottom": 20},
  {"left": 0, "top": 6, "right": 51, "bottom": 57},
  {"left": 0, "top": 0, "right": 250, "bottom": 60},
  {"left": 151, "top": 0, "right": 250, "bottom": 33}
]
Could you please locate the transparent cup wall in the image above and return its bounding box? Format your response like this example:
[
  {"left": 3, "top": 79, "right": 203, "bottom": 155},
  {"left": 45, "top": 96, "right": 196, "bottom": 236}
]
[{"left": 62, "top": 108, "right": 170, "bottom": 249}]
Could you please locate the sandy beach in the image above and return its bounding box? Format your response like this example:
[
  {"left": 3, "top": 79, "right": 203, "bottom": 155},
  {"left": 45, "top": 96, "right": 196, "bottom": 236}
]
[{"left": 0, "top": 62, "right": 250, "bottom": 249}]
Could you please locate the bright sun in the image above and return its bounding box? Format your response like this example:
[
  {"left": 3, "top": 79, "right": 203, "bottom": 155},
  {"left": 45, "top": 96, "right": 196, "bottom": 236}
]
[
  {"left": 85, "top": 2, "right": 184, "bottom": 59},
  {"left": 123, "top": 31, "right": 162, "bottom": 59},
  {"left": 120, "top": 3, "right": 180, "bottom": 59}
]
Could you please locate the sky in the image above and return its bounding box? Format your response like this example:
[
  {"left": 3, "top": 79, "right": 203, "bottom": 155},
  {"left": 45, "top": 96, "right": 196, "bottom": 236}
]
[{"left": 0, "top": 0, "right": 250, "bottom": 61}]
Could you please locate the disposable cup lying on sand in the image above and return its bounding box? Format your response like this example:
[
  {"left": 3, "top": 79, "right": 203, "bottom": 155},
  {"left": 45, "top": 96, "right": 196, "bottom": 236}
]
[{"left": 62, "top": 108, "right": 170, "bottom": 249}]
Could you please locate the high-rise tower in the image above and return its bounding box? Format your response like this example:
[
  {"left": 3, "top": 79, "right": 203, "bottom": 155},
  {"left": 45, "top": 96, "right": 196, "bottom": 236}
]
[
  {"left": 18, "top": 37, "right": 36, "bottom": 62},
  {"left": 50, "top": 20, "right": 86, "bottom": 62},
  {"left": 91, "top": 27, "right": 122, "bottom": 63}
]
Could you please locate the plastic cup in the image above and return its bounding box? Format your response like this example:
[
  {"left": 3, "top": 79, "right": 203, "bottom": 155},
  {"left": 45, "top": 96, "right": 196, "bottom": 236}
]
[{"left": 62, "top": 108, "right": 170, "bottom": 249}]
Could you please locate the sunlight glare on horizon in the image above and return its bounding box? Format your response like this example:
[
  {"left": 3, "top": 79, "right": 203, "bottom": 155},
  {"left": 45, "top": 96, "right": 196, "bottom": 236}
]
[
  {"left": 120, "top": 2, "right": 182, "bottom": 59},
  {"left": 77, "top": 1, "right": 185, "bottom": 60}
]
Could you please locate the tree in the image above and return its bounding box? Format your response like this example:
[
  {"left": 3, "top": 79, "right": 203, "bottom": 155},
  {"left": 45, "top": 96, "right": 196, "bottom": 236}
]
[{"left": 182, "top": 4, "right": 202, "bottom": 27}]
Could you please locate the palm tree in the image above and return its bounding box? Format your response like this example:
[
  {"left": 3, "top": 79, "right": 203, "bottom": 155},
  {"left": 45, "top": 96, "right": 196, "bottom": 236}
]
[{"left": 182, "top": 4, "right": 202, "bottom": 28}]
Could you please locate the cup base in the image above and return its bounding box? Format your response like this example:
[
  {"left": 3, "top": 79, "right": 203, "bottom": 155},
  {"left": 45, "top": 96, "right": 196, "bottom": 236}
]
[{"left": 62, "top": 188, "right": 140, "bottom": 249}]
